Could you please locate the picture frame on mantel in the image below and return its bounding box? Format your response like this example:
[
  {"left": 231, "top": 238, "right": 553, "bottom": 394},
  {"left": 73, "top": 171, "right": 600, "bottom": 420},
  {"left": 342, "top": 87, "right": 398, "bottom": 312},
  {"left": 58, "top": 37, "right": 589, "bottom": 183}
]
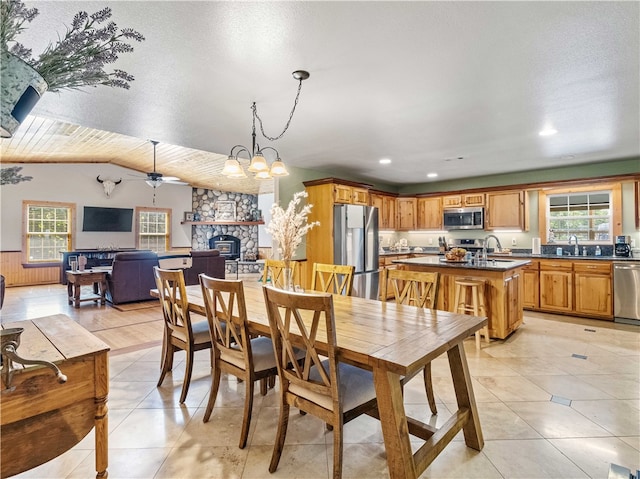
[
  {"left": 184, "top": 212, "right": 195, "bottom": 222},
  {"left": 216, "top": 201, "right": 236, "bottom": 221}
]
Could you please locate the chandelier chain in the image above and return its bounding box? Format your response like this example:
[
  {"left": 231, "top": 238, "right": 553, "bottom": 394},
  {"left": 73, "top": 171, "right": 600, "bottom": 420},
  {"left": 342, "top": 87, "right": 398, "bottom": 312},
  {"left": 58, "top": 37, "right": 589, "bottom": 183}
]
[{"left": 252, "top": 79, "right": 304, "bottom": 142}]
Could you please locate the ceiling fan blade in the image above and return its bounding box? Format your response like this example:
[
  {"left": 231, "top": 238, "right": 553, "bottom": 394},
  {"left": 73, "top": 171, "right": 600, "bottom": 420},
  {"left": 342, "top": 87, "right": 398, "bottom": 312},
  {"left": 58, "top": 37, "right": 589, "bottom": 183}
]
[{"left": 161, "top": 176, "right": 180, "bottom": 181}]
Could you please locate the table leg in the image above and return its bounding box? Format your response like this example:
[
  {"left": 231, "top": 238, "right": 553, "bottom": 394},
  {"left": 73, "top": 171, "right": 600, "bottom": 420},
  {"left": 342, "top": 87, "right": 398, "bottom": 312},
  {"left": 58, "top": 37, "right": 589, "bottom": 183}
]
[
  {"left": 98, "top": 279, "right": 107, "bottom": 305},
  {"left": 67, "top": 281, "right": 73, "bottom": 305},
  {"left": 73, "top": 284, "right": 81, "bottom": 308},
  {"left": 94, "top": 353, "right": 109, "bottom": 478},
  {"left": 373, "top": 367, "right": 417, "bottom": 479},
  {"left": 447, "top": 342, "right": 483, "bottom": 450}
]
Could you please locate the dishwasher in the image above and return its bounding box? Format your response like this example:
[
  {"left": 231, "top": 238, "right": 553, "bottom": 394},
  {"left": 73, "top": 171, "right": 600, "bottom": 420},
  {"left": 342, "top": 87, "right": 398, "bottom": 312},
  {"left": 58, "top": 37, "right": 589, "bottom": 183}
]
[{"left": 614, "top": 263, "right": 640, "bottom": 325}]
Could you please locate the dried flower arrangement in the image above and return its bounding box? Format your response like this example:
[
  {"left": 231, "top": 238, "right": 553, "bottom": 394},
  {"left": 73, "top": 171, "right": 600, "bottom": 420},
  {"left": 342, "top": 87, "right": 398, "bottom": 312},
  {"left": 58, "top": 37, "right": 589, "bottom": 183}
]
[
  {"left": 266, "top": 191, "right": 320, "bottom": 262},
  {"left": 0, "top": 0, "right": 145, "bottom": 91}
]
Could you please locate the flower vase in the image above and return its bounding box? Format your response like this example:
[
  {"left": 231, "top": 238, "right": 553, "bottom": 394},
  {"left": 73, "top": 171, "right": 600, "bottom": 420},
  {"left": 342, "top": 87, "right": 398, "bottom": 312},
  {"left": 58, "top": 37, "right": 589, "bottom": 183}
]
[
  {"left": 282, "top": 260, "right": 295, "bottom": 291},
  {"left": 1, "top": 52, "right": 49, "bottom": 138}
]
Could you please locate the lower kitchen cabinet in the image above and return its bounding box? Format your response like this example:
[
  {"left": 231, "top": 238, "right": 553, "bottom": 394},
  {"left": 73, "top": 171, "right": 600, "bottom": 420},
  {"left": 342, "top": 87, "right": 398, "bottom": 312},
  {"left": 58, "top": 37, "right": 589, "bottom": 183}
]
[
  {"left": 574, "top": 262, "right": 613, "bottom": 319},
  {"left": 539, "top": 261, "right": 573, "bottom": 313},
  {"left": 528, "top": 259, "right": 613, "bottom": 320},
  {"left": 522, "top": 260, "right": 539, "bottom": 309}
]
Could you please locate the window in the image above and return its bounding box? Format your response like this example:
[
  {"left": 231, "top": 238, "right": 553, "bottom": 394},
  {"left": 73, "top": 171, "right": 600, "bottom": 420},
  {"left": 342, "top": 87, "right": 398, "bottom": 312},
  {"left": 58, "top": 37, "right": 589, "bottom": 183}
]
[
  {"left": 136, "top": 207, "right": 171, "bottom": 252},
  {"left": 540, "top": 183, "right": 622, "bottom": 243},
  {"left": 23, "top": 201, "right": 75, "bottom": 263}
]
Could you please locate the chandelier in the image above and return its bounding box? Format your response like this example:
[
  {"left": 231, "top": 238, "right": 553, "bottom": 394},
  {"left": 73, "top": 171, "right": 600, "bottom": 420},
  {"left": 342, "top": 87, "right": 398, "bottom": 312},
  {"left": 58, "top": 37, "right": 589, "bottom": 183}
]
[{"left": 221, "top": 70, "right": 310, "bottom": 180}]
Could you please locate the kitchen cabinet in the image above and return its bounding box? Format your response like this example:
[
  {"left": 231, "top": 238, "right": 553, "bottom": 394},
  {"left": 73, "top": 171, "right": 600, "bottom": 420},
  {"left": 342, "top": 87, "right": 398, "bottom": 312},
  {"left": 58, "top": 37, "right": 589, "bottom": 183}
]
[
  {"left": 370, "top": 192, "right": 397, "bottom": 230},
  {"left": 539, "top": 260, "right": 573, "bottom": 313},
  {"left": 485, "top": 190, "right": 527, "bottom": 230},
  {"left": 396, "top": 198, "right": 417, "bottom": 230},
  {"left": 527, "top": 259, "right": 614, "bottom": 320},
  {"left": 417, "top": 197, "right": 442, "bottom": 230},
  {"left": 574, "top": 261, "right": 612, "bottom": 319},
  {"left": 333, "top": 183, "right": 369, "bottom": 205},
  {"left": 522, "top": 260, "right": 539, "bottom": 309},
  {"left": 442, "top": 193, "right": 485, "bottom": 208}
]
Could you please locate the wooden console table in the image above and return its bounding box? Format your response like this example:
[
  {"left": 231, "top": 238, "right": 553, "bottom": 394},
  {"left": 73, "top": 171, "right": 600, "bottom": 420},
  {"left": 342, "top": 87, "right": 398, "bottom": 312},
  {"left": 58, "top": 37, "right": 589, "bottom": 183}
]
[
  {"left": 0, "top": 314, "right": 110, "bottom": 478},
  {"left": 66, "top": 270, "right": 108, "bottom": 308}
]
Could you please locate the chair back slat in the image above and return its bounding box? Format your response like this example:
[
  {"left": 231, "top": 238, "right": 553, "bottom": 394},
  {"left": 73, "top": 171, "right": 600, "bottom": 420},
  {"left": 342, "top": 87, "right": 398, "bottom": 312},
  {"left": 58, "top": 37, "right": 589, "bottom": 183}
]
[
  {"left": 263, "top": 285, "right": 338, "bottom": 409},
  {"left": 381, "top": 268, "right": 439, "bottom": 308},
  {"left": 154, "top": 267, "right": 192, "bottom": 337},
  {"left": 311, "top": 263, "right": 355, "bottom": 295},
  {"left": 262, "top": 259, "right": 299, "bottom": 289},
  {"left": 200, "top": 275, "right": 251, "bottom": 368}
]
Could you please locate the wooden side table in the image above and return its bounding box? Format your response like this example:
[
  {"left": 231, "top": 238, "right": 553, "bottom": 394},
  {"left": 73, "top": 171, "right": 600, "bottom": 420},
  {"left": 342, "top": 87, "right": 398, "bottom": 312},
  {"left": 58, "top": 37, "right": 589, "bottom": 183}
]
[
  {"left": 1, "top": 314, "right": 110, "bottom": 478},
  {"left": 66, "top": 270, "right": 108, "bottom": 308}
]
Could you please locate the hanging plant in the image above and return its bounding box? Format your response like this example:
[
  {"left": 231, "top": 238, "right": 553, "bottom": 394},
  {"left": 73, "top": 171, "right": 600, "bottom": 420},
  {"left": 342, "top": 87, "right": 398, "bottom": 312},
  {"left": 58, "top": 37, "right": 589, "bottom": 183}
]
[{"left": 0, "top": 0, "right": 145, "bottom": 92}]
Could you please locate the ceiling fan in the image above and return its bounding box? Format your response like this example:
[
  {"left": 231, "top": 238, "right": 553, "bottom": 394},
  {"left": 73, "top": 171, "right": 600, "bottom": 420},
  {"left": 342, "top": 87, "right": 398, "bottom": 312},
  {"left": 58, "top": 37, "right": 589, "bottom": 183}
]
[{"left": 133, "top": 140, "right": 188, "bottom": 188}]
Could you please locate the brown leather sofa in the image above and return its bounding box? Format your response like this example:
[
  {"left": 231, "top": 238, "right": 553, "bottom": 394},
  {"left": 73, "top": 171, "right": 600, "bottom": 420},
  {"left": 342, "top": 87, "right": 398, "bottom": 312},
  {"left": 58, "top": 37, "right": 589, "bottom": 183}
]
[
  {"left": 105, "top": 251, "right": 159, "bottom": 304},
  {"left": 183, "top": 249, "right": 225, "bottom": 285}
]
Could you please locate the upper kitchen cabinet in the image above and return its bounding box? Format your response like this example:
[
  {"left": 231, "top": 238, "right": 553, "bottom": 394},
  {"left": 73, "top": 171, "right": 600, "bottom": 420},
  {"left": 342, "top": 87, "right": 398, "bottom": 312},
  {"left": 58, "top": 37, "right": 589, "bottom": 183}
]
[
  {"left": 485, "top": 190, "right": 528, "bottom": 230},
  {"left": 442, "top": 193, "right": 485, "bottom": 208},
  {"left": 417, "top": 196, "right": 442, "bottom": 230},
  {"left": 334, "top": 183, "right": 369, "bottom": 205},
  {"left": 370, "top": 191, "right": 397, "bottom": 230},
  {"left": 302, "top": 178, "right": 371, "bottom": 206},
  {"left": 397, "top": 197, "right": 417, "bottom": 230}
]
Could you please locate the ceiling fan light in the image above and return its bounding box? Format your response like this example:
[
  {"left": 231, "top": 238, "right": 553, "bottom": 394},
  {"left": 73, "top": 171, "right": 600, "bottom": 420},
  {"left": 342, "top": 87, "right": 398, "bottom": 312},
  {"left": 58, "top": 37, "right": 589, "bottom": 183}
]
[
  {"left": 248, "top": 154, "right": 269, "bottom": 172},
  {"left": 269, "top": 159, "right": 289, "bottom": 177},
  {"left": 221, "top": 158, "right": 244, "bottom": 176},
  {"left": 146, "top": 179, "right": 163, "bottom": 188},
  {"left": 255, "top": 170, "right": 272, "bottom": 180}
]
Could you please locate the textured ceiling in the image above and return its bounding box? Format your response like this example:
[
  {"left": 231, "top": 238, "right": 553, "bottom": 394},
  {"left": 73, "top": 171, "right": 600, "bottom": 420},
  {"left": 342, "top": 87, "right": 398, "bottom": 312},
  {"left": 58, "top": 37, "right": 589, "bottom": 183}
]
[{"left": 2, "top": 1, "right": 639, "bottom": 193}]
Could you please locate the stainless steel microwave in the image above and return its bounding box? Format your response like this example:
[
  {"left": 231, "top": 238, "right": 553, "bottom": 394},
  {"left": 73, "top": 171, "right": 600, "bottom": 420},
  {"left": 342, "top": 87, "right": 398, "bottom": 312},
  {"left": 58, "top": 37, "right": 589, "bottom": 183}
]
[{"left": 443, "top": 207, "right": 484, "bottom": 230}]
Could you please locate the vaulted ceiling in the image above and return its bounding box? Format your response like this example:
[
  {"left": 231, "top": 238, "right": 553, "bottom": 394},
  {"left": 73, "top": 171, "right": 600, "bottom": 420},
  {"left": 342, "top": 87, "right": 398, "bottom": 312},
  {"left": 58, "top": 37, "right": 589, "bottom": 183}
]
[{"left": 2, "top": 1, "right": 638, "bottom": 194}]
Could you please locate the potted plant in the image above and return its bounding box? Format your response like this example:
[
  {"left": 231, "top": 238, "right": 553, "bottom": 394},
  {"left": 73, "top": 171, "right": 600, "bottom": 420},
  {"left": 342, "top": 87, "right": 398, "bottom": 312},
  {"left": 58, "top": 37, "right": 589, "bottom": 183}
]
[{"left": 0, "top": 0, "right": 145, "bottom": 137}]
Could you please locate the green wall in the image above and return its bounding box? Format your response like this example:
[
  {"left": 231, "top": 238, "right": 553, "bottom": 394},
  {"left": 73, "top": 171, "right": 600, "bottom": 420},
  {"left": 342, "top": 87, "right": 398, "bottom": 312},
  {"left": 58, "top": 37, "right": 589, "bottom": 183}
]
[
  {"left": 398, "top": 157, "right": 639, "bottom": 195},
  {"left": 279, "top": 157, "right": 638, "bottom": 202}
]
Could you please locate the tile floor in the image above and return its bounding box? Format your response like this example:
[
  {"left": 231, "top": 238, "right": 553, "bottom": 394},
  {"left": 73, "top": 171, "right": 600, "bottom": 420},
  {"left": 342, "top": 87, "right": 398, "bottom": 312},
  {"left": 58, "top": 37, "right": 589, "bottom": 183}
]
[{"left": 8, "top": 301, "right": 640, "bottom": 478}]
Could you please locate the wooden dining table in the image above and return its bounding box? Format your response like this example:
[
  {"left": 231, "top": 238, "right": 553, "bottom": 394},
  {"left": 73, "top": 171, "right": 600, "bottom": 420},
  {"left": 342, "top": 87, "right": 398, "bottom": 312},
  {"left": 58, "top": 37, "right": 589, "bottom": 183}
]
[{"left": 152, "top": 280, "right": 487, "bottom": 479}]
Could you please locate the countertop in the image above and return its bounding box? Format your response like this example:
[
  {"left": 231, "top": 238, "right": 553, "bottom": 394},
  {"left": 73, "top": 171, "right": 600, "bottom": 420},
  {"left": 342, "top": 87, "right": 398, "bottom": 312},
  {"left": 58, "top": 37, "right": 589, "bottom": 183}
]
[
  {"left": 391, "top": 256, "right": 531, "bottom": 271},
  {"left": 380, "top": 249, "right": 639, "bottom": 262}
]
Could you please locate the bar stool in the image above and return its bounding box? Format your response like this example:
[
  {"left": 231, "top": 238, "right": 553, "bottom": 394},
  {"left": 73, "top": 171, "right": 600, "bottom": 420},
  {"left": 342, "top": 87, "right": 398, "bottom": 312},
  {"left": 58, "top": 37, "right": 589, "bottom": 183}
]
[{"left": 452, "top": 278, "right": 490, "bottom": 349}]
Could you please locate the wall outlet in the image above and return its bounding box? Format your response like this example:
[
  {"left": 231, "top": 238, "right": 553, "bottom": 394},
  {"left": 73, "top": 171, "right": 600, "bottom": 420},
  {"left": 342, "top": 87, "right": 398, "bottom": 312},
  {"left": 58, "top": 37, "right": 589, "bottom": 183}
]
[
  {"left": 511, "top": 238, "right": 517, "bottom": 246},
  {"left": 428, "top": 237, "right": 433, "bottom": 245}
]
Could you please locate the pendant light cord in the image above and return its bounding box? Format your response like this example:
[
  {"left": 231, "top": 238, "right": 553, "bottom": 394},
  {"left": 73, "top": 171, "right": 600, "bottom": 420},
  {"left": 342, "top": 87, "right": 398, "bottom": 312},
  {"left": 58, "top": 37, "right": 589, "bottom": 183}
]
[{"left": 252, "top": 78, "right": 304, "bottom": 141}]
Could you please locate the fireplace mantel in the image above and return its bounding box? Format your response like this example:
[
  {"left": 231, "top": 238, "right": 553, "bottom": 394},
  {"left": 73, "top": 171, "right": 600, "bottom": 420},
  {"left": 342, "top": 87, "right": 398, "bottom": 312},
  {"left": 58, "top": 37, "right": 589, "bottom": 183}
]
[{"left": 181, "top": 221, "right": 264, "bottom": 226}]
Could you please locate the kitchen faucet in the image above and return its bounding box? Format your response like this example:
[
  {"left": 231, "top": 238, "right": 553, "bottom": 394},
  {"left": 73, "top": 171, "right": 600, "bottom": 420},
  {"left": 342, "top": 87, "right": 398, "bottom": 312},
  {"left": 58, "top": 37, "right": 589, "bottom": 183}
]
[
  {"left": 568, "top": 234, "right": 579, "bottom": 255},
  {"left": 482, "top": 234, "right": 502, "bottom": 260}
]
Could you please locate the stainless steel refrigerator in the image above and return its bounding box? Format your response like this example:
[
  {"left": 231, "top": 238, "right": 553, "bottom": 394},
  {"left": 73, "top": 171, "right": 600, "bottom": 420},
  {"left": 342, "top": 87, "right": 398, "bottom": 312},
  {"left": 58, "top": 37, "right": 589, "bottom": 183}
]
[{"left": 333, "top": 204, "right": 379, "bottom": 299}]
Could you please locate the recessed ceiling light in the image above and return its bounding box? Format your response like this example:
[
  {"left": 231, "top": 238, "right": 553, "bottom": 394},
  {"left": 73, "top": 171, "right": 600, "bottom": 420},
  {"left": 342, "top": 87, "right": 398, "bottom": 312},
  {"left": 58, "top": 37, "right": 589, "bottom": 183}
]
[
  {"left": 427, "top": 173, "right": 438, "bottom": 178},
  {"left": 379, "top": 158, "right": 391, "bottom": 165},
  {"left": 539, "top": 127, "right": 558, "bottom": 136}
]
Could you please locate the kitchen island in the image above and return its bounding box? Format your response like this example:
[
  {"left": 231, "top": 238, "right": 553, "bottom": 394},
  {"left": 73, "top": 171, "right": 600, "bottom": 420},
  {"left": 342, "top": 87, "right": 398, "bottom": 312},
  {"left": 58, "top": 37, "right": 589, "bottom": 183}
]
[{"left": 392, "top": 256, "right": 531, "bottom": 339}]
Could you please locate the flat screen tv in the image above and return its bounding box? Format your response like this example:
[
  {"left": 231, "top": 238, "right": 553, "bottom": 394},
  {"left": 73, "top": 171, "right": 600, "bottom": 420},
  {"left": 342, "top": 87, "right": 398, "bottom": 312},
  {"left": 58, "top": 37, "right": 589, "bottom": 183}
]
[{"left": 82, "top": 206, "right": 133, "bottom": 232}]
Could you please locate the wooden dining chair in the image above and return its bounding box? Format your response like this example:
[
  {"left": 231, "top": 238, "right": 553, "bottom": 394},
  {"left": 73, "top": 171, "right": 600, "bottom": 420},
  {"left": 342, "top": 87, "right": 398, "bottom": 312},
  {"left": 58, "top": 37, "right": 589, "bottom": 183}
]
[
  {"left": 154, "top": 266, "right": 212, "bottom": 404},
  {"left": 310, "top": 263, "right": 355, "bottom": 295},
  {"left": 199, "top": 274, "right": 280, "bottom": 449},
  {"left": 261, "top": 259, "right": 298, "bottom": 289},
  {"left": 262, "top": 285, "right": 378, "bottom": 479},
  {"left": 380, "top": 267, "right": 440, "bottom": 415}
]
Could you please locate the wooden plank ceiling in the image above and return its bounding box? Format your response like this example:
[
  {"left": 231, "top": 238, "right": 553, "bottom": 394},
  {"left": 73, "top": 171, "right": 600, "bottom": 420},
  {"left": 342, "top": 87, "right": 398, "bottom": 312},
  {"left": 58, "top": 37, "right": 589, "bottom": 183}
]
[{"left": 0, "top": 115, "right": 273, "bottom": 195}]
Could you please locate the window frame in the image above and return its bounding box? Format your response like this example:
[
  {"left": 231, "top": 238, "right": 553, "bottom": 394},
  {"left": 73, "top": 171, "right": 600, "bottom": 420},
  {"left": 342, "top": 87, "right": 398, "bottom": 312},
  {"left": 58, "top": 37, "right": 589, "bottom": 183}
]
[
  {"left": 22, "top": 200, "right": 76, "bottom": 265},
  {"left": 135, "top": 206, "right": 171, "bottom": 252},
  {"left": 538, "top": 183, "right": 622, "bottom": 244}
]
